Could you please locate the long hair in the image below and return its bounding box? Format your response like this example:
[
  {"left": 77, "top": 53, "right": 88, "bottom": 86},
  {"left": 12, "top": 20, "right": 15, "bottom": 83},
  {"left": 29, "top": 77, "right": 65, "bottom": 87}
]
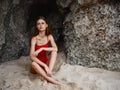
[{"left": 32, "top": 16, "right": 51, "bottom": 37}]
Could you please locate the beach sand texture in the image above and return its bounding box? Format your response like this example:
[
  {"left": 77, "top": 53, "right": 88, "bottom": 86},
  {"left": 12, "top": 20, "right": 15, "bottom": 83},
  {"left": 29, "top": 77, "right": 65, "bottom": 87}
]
[{"left": 0, "top": 53, "right": 120, "bottom": 90}]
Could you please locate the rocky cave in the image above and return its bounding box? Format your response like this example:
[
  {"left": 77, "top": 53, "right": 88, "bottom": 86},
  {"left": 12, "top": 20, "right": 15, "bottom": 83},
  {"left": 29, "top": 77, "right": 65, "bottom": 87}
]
[{"left": 0, "top": 0, "right": 120, "bottom": 71}]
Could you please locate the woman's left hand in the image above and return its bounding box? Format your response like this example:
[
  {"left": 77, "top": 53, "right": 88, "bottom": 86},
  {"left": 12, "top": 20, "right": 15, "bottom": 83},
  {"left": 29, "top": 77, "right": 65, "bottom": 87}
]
[{"left": 44, "top": 65, "right": 52, "bottom": 77}]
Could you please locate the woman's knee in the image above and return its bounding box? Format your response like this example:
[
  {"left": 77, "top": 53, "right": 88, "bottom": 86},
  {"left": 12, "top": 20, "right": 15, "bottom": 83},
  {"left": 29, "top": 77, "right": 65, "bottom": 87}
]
[{"left": 31, "top": 61, "right": 37, "bottom": 68}]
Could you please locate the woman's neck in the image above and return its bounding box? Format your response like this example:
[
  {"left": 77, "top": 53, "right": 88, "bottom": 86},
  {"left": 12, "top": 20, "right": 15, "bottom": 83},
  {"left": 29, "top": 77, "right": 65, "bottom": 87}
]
[{"left": 38, "top": 32, "right": 46, "bottom": 38}]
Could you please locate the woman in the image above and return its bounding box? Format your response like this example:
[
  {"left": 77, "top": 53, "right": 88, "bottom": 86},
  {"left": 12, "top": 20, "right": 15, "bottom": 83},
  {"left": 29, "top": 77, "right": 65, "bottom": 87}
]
[{"left": 30, "top": 16, "right": 60, "bottom": 85}]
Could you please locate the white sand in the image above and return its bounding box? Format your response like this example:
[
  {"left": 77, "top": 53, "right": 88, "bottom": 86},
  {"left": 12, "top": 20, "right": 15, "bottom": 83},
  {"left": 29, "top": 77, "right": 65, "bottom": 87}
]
[{"left": 0, "top": 53, "right": 120, "bottom": 90}]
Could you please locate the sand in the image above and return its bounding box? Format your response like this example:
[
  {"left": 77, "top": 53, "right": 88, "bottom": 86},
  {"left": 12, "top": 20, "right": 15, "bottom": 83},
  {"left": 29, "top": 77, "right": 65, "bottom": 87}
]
[{"left": 0, "top": 52, "right": 120, "bottom": 90}]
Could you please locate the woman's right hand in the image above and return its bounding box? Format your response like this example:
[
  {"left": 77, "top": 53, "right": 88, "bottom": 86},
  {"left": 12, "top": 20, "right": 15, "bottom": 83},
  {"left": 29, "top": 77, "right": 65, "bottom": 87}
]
[
  {"left": 44, "top": 65, "right": 52, "bottom": 77},
  {"left": 33, "top": 48, "right": 43, "bottom": 56},
  {"left": 33, "top": 50, "right": 39, "bottom": 56}
]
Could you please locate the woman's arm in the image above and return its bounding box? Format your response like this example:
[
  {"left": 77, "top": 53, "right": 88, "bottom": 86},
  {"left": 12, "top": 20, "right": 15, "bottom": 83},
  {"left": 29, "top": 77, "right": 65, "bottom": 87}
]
[
  {"left": 43, "top": 35, "right": 58, "bottom": 52},
  {"left": 29, "top": 37, "right": 47, "bottom": 67}
]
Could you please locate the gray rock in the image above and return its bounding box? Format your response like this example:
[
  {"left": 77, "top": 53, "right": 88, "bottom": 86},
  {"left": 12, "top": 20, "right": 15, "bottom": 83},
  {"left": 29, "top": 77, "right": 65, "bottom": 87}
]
[
  {"left": 0, "top": 0, "right": 33, "bottom": 61},
  {"left": 56, "top": 0, "right": 74, "bottom": 8},
  {"left": 63, "top": 1, "right": 120, "bottom": 71}
]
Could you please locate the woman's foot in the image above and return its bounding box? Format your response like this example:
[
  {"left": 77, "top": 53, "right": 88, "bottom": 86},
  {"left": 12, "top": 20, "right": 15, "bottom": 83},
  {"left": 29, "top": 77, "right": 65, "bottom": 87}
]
[{"left": 46, "top": 70, "right": 52, "bottom": 77}]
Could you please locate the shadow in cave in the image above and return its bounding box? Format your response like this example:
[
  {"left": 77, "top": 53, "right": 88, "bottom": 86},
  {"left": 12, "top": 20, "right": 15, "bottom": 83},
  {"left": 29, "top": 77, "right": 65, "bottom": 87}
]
[{"left": 28, "top": 0, "right": 58, "bottom": 24}]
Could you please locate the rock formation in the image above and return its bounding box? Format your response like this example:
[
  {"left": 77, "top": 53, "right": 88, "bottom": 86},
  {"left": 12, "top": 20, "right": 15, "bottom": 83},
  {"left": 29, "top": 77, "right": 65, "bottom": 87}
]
[{"left": 57, "top": 0, "right": 120, "bottom": 71}]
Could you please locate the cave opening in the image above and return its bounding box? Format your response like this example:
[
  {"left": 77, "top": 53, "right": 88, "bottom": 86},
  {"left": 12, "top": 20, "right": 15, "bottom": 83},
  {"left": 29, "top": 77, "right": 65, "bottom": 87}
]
[{"left": 27, "top": 0, "right": 66, "bottom": 52}]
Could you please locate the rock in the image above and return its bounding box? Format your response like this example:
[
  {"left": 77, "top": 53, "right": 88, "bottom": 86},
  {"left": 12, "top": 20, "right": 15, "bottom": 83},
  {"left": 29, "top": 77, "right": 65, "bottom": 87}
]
[
  {"left": 63, "top": 1, "right": 120, "bottom": 71},
  {"left": 0, "top": 0, "right": 33, "bottom": 61},
  {"left": 56, "top": 0, "right": 74, "bottom": 8}
]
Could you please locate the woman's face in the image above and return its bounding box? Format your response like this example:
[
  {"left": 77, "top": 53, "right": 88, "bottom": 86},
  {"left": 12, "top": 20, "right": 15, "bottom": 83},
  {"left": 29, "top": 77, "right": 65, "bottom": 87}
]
[{"left": 36, "top": 19, "right": 48, "bottom": 32}]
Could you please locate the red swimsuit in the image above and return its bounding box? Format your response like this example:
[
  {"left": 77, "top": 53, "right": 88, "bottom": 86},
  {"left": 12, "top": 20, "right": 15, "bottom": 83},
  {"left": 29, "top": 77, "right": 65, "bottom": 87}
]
[{"left": 35, "top": 42, "right": 49, "bottom": 64}]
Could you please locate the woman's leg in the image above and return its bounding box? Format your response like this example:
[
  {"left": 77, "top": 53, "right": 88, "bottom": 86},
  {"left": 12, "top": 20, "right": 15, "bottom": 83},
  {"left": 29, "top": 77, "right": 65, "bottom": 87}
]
[
  {"left": 49, "top": 51, "right": 57, "bottom": 72},
  {"left": 31, "top": 61, "right": 60, "bottom": 85},
  {"left": 30, "top": 65, "right": 37, "bottom": 74}
]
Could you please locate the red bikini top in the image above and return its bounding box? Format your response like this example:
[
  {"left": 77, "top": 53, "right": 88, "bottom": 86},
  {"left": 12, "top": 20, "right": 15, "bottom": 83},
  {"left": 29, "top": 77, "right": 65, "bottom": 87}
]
[{"left": 35, "top": 42, "right": 49, "bottom": 51}]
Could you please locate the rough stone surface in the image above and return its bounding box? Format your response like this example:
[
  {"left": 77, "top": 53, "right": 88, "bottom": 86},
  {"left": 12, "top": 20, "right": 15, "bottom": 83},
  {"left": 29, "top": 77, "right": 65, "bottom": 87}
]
[
  {"left": 61, "top": 0, "right": 120, "bottom": 71},
  {"left": 56, "top": 0, "right": 74, "bottom": 8},
  {"left": 0, "top": 0, "right": 7, "bottom": 50},
  {"left": 0, "top": 0, "right": 33, "bottom": 62}
]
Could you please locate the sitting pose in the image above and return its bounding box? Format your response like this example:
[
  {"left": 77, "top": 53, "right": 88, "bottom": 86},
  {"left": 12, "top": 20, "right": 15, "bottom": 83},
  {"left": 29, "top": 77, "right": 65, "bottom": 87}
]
[{"left": 29, "top": 16, "right": 60, "bottom": 85}]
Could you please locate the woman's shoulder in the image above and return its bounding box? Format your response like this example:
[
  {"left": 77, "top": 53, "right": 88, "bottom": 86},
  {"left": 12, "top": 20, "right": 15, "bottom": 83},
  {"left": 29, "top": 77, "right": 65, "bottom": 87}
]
[
  {"left": 31, "top": 36, "right": 37, "bottom": 41},
  {"left": 48, "top": 34, "right": 53, "bottom": 39},
  {"left": 47, "top": 34, "right": 55, "bottom": 42}
]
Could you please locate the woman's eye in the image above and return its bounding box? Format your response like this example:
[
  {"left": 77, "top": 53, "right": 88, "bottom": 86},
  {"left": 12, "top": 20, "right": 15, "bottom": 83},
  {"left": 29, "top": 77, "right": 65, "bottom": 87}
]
[
  {"left": 37, "top": 23, "right": 40, "bottom": 25},
  {"left": 41, "top": 22, "right": 44, "bottom": 25}
]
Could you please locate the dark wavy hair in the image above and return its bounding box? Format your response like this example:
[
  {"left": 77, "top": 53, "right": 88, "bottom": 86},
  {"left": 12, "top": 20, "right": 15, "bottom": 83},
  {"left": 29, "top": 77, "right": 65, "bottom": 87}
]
[{"left": 32, "top": 16, "right": 51, "bottom": 37}]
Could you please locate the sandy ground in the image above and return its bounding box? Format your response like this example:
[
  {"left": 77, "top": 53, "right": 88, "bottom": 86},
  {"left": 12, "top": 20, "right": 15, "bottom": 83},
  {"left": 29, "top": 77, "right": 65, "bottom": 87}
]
[{"left": 0, "top": 52, "right": 120, "bottom": 90}]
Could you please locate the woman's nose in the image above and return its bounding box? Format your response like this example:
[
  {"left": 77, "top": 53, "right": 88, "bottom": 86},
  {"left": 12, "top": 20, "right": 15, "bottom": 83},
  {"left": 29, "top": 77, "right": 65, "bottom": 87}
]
[
  {"left": 40, "top": 24, "right": 43, "bottom": 26},
  {"left": 39, "top": 24, "right": 42, "bottom": 27}
]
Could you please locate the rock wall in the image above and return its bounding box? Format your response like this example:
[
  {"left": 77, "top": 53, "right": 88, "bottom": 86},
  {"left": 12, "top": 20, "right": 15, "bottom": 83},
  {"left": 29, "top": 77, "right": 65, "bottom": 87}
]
[
  {"left": 57, "top": 0, "right": 120, "bottom": 71},
  {"left": 0, "top": 0, "right": 33, "bottom": 61}
]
